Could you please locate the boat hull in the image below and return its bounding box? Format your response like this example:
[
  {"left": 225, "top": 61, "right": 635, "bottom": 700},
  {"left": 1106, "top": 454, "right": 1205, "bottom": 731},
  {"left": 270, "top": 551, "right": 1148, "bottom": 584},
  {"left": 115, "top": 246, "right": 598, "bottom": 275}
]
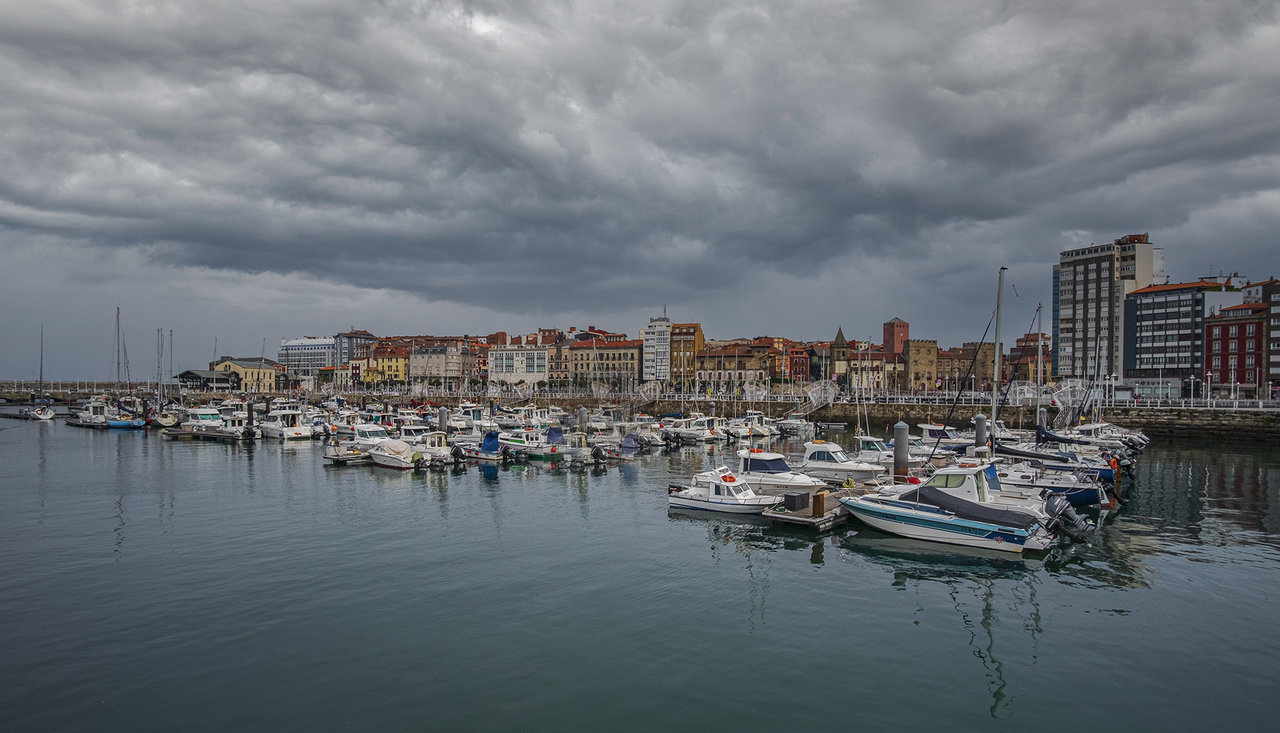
[
  {"left": 839, "top": 497, "right": 1047, "bottom": 553},
  {"left": 668, "top": 494, "right": 780, "bottom": 514}
]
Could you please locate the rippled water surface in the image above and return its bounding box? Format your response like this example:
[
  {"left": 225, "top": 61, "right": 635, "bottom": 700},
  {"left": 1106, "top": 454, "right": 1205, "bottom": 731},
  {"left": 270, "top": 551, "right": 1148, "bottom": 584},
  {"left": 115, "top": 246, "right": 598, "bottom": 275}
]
[{"left": 2, "top": 418, "right": 1277, "bottom": 731}]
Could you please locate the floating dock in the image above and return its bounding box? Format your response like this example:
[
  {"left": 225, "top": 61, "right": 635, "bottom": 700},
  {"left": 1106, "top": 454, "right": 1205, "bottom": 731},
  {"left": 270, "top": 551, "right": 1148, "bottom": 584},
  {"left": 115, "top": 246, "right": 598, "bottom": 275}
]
[{"left": 761, "top": 488, "right": 859, "bottom": 531}]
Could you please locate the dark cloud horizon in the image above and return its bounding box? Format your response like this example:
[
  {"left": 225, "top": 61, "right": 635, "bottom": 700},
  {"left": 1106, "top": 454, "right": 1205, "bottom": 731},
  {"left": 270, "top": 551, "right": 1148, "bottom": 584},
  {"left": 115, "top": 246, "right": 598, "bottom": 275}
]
[{"left": 2, "top": 0, "right": 1278, "bottom": 380}]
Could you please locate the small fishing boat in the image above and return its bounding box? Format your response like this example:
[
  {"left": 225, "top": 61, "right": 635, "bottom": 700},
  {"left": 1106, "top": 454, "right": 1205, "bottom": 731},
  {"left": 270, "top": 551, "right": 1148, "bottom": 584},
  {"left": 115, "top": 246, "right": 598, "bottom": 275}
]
[{"left": 668, "top": 471, "right": 783, "bottom": 514}]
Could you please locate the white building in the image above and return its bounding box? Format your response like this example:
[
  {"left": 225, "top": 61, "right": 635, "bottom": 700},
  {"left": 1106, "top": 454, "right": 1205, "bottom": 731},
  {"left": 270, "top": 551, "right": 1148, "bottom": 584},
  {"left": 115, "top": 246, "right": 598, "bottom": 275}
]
[
  {"left": 641, "top": 316, "right": 672, "bottom": 384},
  {"left": 487, "top": 344, "right": 549, "bottom": 387},
  {"left": 278, "top": 336, "right": 336, "bottom": 377}
]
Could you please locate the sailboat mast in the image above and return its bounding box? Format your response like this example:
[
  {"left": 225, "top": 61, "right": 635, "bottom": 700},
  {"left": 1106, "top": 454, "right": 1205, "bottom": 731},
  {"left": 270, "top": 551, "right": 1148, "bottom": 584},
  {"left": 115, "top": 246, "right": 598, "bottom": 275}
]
[
  {"left": 38, "top": 323, "right": 44, "bottom": 395},
  {"left": 115, "top": 307, "right": 121, "bottom": 384},
  {"left": 1035, "top": 305, "right": 1043, "bottom": 410},
  {"left": 992, "top": 267, "right": 1006, "bottom": 421}
]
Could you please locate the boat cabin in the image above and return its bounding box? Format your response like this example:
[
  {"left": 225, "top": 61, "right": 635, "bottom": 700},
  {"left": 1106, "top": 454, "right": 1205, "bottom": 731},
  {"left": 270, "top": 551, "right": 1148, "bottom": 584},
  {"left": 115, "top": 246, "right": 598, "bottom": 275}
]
[{"left": 736, "top": 449, "right": 794, "bottom": 474}]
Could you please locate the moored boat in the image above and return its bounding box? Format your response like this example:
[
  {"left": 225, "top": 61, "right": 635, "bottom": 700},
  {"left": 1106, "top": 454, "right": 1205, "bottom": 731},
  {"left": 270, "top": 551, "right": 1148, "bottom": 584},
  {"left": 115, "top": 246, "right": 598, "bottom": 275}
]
[{"left": 668, "top": 471, "right": 783, "bottom": 514}]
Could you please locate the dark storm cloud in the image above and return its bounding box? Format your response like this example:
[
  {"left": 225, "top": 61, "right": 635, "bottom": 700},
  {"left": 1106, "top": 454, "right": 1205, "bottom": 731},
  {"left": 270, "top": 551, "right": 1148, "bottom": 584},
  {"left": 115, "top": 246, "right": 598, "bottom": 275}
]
[{"left": 1, "top": 0, "right": 1278, "bottom": 352}]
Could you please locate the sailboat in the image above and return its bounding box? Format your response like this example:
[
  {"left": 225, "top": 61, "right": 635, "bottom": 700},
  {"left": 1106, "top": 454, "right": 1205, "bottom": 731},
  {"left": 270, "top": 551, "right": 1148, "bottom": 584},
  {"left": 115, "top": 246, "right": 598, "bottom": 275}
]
[{"left": 27, "top": 325, "right": 56, "bottom": 420}]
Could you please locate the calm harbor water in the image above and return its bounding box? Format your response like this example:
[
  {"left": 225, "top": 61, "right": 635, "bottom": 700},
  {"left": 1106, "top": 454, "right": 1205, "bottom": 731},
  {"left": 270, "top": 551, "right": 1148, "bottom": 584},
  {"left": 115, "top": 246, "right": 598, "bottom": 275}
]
[{"left": 1, "top": 417, "right": 1278, "bottom": 731}]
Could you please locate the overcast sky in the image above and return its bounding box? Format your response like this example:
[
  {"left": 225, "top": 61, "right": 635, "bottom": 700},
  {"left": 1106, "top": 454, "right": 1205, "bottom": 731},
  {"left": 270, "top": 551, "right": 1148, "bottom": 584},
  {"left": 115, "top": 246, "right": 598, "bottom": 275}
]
[{"left": 2, "top": 0, "right": 1278, "bottom": 381}]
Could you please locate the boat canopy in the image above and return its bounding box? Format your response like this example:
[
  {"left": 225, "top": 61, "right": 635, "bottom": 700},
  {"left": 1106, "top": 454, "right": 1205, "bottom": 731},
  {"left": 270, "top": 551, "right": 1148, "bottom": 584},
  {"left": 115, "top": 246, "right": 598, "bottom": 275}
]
[
  {"left": 546, "top": 426, "right": 564, "bottom": 444},
  {"left": 896, "top": 486, "right": 1039, "bottom": 530},
  {"left": 481, "top": 431, "right": 501, "bottom": 453}
]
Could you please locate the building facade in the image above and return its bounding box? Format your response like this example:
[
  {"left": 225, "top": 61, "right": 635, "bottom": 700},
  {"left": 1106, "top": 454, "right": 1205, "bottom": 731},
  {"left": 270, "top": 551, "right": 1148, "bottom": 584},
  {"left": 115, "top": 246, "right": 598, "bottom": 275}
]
[
  {"left": 669, "top": 323, "right": 705, "bottom": 392},
  {"left": 486, "top": 344, "right": 549, "bottom": 387},
  {"left": 210, "top": 357, "right": 283, "bottom": 393},
  {"left": 1123, "top": 279, "right": 1243, "bottom": 388},
  {"left": 1053, "top": 234, "right": 1164, "bottom": 379},
  {"left": 569, "top": 338, "right": 642, "bottom": 390},
  {"left": 334, "top": 330, "right": 377, "bottom": 366},
  {"left": 278, "top": 336, "right": 336, "bottom": 377},
  {"left": 1204, "top": 303, "right": 1267, "bottom": 398},
  {"left": 641, "top": 316, "right": 672, "bottom": 384}
]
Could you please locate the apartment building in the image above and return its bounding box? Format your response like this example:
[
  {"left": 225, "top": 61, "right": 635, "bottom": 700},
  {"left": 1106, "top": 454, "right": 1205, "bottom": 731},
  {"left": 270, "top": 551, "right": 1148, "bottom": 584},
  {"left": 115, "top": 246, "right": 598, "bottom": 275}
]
[{"left": 1053, "top": 234, "right": 1164, "bottom": 379}]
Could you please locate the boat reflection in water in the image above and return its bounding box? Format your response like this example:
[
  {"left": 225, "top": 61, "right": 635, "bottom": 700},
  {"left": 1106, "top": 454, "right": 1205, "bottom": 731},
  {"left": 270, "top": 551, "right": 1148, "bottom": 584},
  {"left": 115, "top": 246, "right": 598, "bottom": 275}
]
[{"left": 840, "top": 529, "right": 1043, "bottom": 720}]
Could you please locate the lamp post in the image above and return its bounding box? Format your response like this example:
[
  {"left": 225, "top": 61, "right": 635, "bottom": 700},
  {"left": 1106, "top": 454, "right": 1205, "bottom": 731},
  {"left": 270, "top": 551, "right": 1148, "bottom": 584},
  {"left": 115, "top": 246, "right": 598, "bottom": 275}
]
[{"left": 1189, "top": 375, "right": 1198, "bottom": 406}]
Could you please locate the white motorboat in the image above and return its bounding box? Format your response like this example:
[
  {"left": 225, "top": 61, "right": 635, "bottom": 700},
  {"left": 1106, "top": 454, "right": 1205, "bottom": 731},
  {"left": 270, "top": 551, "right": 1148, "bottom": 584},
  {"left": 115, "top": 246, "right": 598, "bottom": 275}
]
[
  {"left": 790, "top": 440, "right": 887, "bottom": 485},
  {"left": 259, "top": 409, "right": 314, "bottom": 440},
  {"left": 668, "top": 471, "right": 783, "bottom": 514},
  {"left": 698, "top": 449, "right": 828, "bottom": 495}
]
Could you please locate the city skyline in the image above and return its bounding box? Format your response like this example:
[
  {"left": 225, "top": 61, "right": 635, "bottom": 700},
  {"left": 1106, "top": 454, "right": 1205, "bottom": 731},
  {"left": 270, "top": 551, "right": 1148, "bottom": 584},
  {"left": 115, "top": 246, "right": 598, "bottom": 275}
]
[{"left": 2, "top": 2, "right": 1278, "bottom": 380}]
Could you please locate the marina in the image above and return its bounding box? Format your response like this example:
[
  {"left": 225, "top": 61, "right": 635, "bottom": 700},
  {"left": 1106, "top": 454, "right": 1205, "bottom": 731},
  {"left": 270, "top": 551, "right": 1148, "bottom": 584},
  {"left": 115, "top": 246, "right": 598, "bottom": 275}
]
[{"left": 2, "top": 408, "right": 1278, "bottom": 729}]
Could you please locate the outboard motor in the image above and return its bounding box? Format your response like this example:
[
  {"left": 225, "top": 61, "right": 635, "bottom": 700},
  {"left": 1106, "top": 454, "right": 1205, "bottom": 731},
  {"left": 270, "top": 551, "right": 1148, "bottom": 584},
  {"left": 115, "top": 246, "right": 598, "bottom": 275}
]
[
  {"left": 450, "top": 444, "right": 465, "bottom": 461},
  {"left": 591, "top": 445, "right": 606, "bottom": 463},
  {"left": 1043, "top": 494, "right": 1094, "bottom": 543}
]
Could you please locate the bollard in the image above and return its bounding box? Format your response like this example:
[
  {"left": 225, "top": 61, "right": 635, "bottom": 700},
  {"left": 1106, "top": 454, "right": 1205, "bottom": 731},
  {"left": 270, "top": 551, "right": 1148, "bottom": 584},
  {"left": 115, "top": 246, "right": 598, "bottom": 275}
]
[
  {"left": 893, "top": 421, "right": 910, "bottom": 483},
  {"left": 974, "top": 413, "right": 988, "bottom": 449}
]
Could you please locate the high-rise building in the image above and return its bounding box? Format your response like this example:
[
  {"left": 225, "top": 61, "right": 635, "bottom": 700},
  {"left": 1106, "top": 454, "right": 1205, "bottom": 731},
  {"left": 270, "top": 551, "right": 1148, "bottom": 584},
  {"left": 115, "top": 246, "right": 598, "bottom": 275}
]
[
  {"left": 1052, "top": 234, "right": 1164, "bottom": 379},
  {"left": 641, "top": 316, "right": 672, "bottom": 384}
]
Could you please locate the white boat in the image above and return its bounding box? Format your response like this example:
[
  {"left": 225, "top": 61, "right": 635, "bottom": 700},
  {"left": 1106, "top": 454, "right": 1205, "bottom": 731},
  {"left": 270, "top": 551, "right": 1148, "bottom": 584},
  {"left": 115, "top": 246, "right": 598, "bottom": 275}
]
[
  {"left": 259, "top": 409, "right": 314, "bottom": 440},
  {"left": 851, "top": 435, "right": 925, "bottom": 470},
  {"left": 790, "top": 440, "right": 887, "bottom": 485},
  {"left": 668, "top": 471, "right": 784, "bottom": 514},
  {"left": 23, "top": 406, "right": 56, "bottom": 420},
  {"left": 917, "top": 424, "right": 972, "bottom": 451},
  {"left": 369, "top": 439, "right": 426, "bottom": 470},
  {"left": 839, "top": 462, "right": 1092, "bottom": 553},
  {"left": 407, "top": 430, "right": 458, "bottom": 466},
  {"left": 182, "top": 407, "right": 226, "bottom": 433},
  {"left": 693, "top": 449, "right": 827, "bottom": 495}
]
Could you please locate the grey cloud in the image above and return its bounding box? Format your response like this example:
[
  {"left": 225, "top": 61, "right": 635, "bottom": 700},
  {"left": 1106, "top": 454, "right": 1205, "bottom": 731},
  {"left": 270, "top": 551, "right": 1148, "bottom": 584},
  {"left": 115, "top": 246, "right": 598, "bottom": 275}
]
[{"left": 1, "top": 0, "right": 1279, "bottom": 378}]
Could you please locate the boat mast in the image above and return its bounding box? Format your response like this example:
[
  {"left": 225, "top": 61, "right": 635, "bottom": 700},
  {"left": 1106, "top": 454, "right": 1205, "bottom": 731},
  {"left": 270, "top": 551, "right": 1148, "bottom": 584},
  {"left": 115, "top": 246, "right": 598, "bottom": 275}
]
[
  {"left": 115, "top": 306, "right": 121, "bottom": 384},
  {"left": 1035, "top": 304, "right": 1043, "bottom": 413},
  {"left": 38, "top": 323, "right": 44, "bottom": 397},
  {"left": 992, "top": 267, "right": 1006, "bottom": 423}
]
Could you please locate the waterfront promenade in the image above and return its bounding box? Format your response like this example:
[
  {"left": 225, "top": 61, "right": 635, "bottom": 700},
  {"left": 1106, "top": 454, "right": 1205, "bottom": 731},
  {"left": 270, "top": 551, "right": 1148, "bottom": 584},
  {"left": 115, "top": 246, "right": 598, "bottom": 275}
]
[{"left": 6, "top": 380, "right": 1278, "bottom": 441}]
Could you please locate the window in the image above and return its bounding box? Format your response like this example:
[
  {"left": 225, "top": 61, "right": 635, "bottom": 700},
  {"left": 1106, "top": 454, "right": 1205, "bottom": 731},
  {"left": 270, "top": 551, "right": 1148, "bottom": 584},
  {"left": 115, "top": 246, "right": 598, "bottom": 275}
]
[
  {"left": 1247, "top": 323, "right": 1256, "bottom": 336},
  {"left": 1212, "top": 326, "right": 1221, "bottom": 338},
  {"left": 1229, "top": 325, "right": 1238, "bottom": 337}
]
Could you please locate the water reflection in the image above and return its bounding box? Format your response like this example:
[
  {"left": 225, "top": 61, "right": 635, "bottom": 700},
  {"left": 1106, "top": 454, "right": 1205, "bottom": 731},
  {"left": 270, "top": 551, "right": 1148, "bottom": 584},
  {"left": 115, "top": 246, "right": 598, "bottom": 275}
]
[
  {"left": 667, "top": 508, "right": 778, "bottom": 629},
  {"left": 840, "top": 530, "right": 1040, "bottom": 720}
]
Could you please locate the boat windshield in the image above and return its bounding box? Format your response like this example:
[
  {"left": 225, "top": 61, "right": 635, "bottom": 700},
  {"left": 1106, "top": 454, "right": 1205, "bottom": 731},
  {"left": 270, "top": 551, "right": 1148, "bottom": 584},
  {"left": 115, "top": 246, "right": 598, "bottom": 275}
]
[
  {"left": 924, "top": 472, "right": 968, "bottom": 489},
  {"left": 809, "top": 450, "right": 849, "bottom": 463},
  {"left": 358, "top": 427, "right": 390, "bottom": 439},
  {"left": 745, "top": 456, "right": 791, "bottom": 473}
]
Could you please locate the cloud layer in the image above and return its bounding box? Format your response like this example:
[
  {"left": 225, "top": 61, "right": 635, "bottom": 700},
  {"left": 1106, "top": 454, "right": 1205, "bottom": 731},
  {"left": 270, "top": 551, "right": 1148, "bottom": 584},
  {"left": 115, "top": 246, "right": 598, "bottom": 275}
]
[{"left": 2, "top": 1, "right": 1278, "bottom": 378}]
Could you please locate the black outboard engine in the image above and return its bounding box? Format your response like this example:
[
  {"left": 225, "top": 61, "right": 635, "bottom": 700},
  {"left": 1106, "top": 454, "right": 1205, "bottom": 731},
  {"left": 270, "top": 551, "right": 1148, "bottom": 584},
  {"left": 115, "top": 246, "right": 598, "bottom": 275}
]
[
  {"left": 450, "top": 444, "right": 465, "bottom": 461},
  {"left": 591, "top": 445, "right": 606, "bottom": 463},
  {"left": 1043, "top": 495, "right": 1094, "bottom": 543}
]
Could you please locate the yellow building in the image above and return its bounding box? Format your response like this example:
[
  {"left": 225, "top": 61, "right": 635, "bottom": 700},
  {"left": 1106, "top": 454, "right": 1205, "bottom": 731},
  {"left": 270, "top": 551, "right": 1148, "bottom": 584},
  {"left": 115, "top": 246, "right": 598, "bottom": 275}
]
[{"left": 210, "top": 357, "right": 282, "bottom": 393}]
